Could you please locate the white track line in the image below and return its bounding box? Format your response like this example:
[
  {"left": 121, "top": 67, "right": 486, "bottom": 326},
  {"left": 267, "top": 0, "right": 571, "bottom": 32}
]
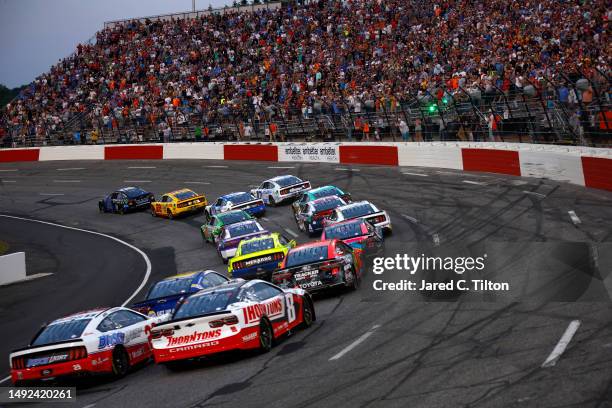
[
  {"left": 39, "top": 193, "right": 64, "bottom": 196},
  {"left": 0, "top": 215, "right": 151, "bottom": 307},
  {"left": 402, "top": 172, "right": 428, "bottom": 177},
  {"left": 184, "top": 181, "right": 211, "bottom": 185},
  {"left": 53, "top": 180, "right": 81, "bottom": 183},
  {"left": 262, "top": 217, "right": 270, "bottom": 221},
  {"left": 568, "top": 210, "right": 581, "bottom": 225},
  {"left": 205, "top": 165, "right": 228, "bottom": 168},
  {"left": 335, "top": 167, "right": 360, "bottom": 172},
  {"left": 542, "top": 320, "right": 581, "bottom": 368},
  {"left": 401, "top": 214, "right": 418, "bottom": 223},
  {"left": 330, "top": 325, "right": 380, "bottom": 360},
  {"left": 283, "top": 227, "right": 299, "bottom": 238},
  {"left": 523, "top": 191, "right": 546, "bottom": 198},
  {"left": 0, "top": 169, "right": 18, "bottom": 172},
  {"left": 128, "top": 166, "right": 156, "bottom": 169},
  {"left": 1, "top": 180, "right": 16, "bottom": 183},
  {"left": 56, "top": 167, "right": 85, "bottom": 171},
  {"left": 268, "top": 166, "right": 295, "bottom": 169},
  {"left": 463, "top": 180, "right": 486, "bottom": 185},
  {"left": 123, "top": 180, "right": 151, "bottom": 183},
  {"left": 0, "top": 375, "right": 9, "bottom": 384}
]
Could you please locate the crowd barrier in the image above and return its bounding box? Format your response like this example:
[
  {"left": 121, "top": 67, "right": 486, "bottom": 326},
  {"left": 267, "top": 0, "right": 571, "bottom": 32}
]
[{"left": 0, "top": 142, "right": 611, "bottom": 192}]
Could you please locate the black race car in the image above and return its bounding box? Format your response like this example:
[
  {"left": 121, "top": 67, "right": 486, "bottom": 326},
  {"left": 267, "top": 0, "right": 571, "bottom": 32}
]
[{"left": 99, "top": 187, "right": 155, "bottom": 214}]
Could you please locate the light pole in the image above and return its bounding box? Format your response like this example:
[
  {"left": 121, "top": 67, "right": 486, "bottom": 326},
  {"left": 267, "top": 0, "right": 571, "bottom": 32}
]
[{"left": 192, "top": 0, "right": 196, "bottom": 12}]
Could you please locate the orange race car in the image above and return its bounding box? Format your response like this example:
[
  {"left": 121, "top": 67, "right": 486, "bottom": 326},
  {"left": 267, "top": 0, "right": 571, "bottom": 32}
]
[{"left": 151, "top": 189, "right": 207, "bottom": 219}]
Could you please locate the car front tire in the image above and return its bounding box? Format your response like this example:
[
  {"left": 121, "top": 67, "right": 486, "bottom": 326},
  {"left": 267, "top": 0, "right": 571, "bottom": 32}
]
[{"left": 111, "top": 347, "right": 130, "bottom": 378}]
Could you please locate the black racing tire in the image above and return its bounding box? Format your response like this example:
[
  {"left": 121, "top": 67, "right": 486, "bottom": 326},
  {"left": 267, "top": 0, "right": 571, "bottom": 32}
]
[
  {"left": 347, "top": 267, "right": 359, "bottom": 290},
  {"left": 300, "top": 298, "right": 314, "bottom": 329},
  {"left": 98, "top": 202, "right": 104, "bottom": 213},
  {"left": 151, "top": 207, "right": 157, "bottom": 217},
  {"left": 258, "top": 318, "right": 273, "bottom": 353},
  {"left": 111, "top": 347, "right": 130, "bottom": 378},
  {"left": 167, "top": 209, "right": 174, "bottom": 220},
  {"left": 268, "top": 196, "right": 276, "bottom": 207},
  {"left": 118, "top": 206, "right": 125, "bottom": 215}
]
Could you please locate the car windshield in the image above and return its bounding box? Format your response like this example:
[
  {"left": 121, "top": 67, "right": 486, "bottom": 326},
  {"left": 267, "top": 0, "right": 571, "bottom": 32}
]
[
  {"left": 341, "top": 203, "right": 375, "bottom": 219},
  {"left": 174, "top": 191, "right": 197, "bottom": 200},
  {"left": 226, "top": 193, "right": 253, "bottom": 204},
  {"left": 241, "top": 238, "right": 275, "bottom": 255},
  {"left": 312, "top": 197, "right": 344, "bottom": 212},
  {"left": 275, "top": 176, "right": 302, "bottom": 187},
  {"left": 286, "top": 245, "right": 329, "bottom": 267},
  {"left": 122, "top": 187, "right": 148, "bottom": 198},
  {"left": 311, "top": 187, "right": 340, "bottom": 199},
  {"left": 31, "top": 319, "right": 91, "bottom": 346},
  {"left": 218, "top": 211, "right": 250, "bottom": 225},
  {"left": 147, "top": 276, "right": 194, "bottom": 299},
  {"left": 227, "top": 222, "right": 261, "bottom": 238},
  {"left": 173, "top": 289, "right": 236, "bottom": 319},
  {"left": 324, "top": 221, "right": 364, "bottom": 239}
]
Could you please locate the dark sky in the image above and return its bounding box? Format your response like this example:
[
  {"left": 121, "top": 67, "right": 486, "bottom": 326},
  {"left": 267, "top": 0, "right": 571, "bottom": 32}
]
[{"left": 0, "top": 0, "right": 230, "bottom": 88}]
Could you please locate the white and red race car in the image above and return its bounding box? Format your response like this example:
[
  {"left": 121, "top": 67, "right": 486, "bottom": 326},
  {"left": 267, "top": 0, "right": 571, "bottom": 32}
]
[
  {"left": 9, "top": 307, "right": 159, "bottom": 385},
  {"left": 150, "top": 279, "right": 315, "bottom": 365}
]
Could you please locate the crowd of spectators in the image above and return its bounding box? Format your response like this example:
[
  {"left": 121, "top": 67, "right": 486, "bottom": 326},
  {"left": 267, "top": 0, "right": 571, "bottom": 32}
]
[{"left": 1, "top": 0, "right": 610, "bottom": 146}]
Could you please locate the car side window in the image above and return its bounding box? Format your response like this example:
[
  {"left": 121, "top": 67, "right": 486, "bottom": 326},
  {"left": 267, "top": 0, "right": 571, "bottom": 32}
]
[
  {"left": 240, "top": 286, "right": 259, "bottom": 302},
  {"left": 119, "top": 193, "right": 127, "bottom": 201},
  {"left": 259, "top": 182, "right": 267, "bottom": 190},
  {"left": 110, "top": 310, "right": 146, "bottom": 329},
  {"left": 253, "top": 282, "right": 283, "bottom": 300},
  {"left": 216, "top": 198, "right": 224, "bottom": 206},
  {"left": 97, "top": 316, "right": 118, "bottom": 333},
  {"left": 206, "top": 272, "right": 229, "bottom": 285},
  {"left": 111, "top": 192, "right": 119, "bottom": 200},
  {"left": 161, "top": 195, "right": 170, "bottom": 203},
  {"left": 278, "top": 235, "right": 289, "bottom": 246}
]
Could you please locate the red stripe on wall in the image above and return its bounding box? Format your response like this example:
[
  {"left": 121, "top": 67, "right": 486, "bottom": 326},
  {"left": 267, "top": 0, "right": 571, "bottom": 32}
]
[
  {"left": 339, "top": 145, "right": 398, "bottom": 166},
  {"left": 582, "top": 156, "right": 612, "bottom": 191},
  {"left": 224, "top": 144, "right": 278, "bottom": 161},
  {"left": 0, "top": 149, "right": 40, "bottom": 162},
  {"left": 104, "top": 145, "right": 163, "bottom": 160},
  {"left": 461, "top": 148, "right": 521, "bottom": 176}
]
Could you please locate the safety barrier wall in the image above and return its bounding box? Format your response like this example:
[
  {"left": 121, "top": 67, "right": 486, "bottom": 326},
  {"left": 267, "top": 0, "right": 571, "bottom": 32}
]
[{"left": 1, "top": 143, "right": 611, "bottom": 192}]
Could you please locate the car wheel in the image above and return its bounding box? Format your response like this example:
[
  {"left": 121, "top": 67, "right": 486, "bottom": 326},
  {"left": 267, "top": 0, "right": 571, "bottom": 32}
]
[
  {"left": 98, "top": 202, "right": 104, "bottom": 213},
  {"left": 268, "top": 196, "right": 276, "bottom": 207},
  {"left": 118, "top": 206, "right": 125, "bottom": 215},
  {"left": 258, "top": 318, "right": 273, "bottom": 352},
  {"left": 300, "top": 299, "right": 314, "bottom": 329},
  {"left": 167, "top": 210, "right": 174, "bottom": 220},
  {"left": 151, "top": 208, "right": 157, "bottom": 217},
  {"left": 111, "top": 347, "right": 130, "bottom": 378},
  {"left": 347, "top": 267, "right": 359, "bottom": 290}
]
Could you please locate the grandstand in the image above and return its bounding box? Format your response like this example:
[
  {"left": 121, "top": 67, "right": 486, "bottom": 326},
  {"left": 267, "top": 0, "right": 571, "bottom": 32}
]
[{"left": 1, "top": 0, "right": 610, "bottom": 147}]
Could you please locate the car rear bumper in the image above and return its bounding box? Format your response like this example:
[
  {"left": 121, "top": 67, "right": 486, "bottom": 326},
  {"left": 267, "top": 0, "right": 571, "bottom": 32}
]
[
  {"left": 231, "top": 260, "right": 280, "bottom": 281},
  {"left": 220, "top": 247, "right": 238, "bottom": 260},
  {"left": 11, "top": 352, "right": 112, "bottom": 384}
]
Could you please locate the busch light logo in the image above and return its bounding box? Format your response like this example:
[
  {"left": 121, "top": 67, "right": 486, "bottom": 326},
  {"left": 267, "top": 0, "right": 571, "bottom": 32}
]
[{"left": 98, "top": 332, "right": 125, "bottom": 349}]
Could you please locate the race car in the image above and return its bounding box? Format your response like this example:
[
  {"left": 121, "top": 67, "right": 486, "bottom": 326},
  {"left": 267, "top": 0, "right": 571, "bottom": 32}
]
[
  {"left": 217, "top": 220, "right": 269, "bottom": 263},
  {"left": 206, "top": 192, "right": 265, "bottom": 218},
  {"left": 321, "top": 218, "right": 384, "bottom": 257},
  {"left": 291, "top": 185, "right": 351, "bottom": 220},
  {"left": 250, "top": 175, "right": 311, "bottom": 206},
  {"left": 228, "top": 233, "right": 296, "bottom": 281},
  {"left": 10, "top": 307, "right": 159, "bottom": 385},
  {"left": 324, "top": 200, "right": 392, "bottom": 235},
  {"left": 151, "top": 188, "right": 207, "bottom": 219},
  {"left": 272, "top": 240, "right": 363, "bottom": 293},
  {"left": 295, "top": 195, "right": 347, "bottom": 236},
  {"left": 150, "top": 279, "right": 315, "bottom": 365},
  {"left": 98, "top": 187, "right": 154, "bottom": 214},
  {"left": 131, "top": 270, "right": 229, "bottom": 318},
  {"left": 201, "top": 210, "right": 253, "bottom": 245}
]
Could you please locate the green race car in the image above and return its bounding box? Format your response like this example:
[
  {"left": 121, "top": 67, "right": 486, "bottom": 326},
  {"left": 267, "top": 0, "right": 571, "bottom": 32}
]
[
  {"left": 200, "top": 209, "right": 253, "bottom": 244},
  {"left": 291, "top": 185, "right": 352, "bottom": 221}
]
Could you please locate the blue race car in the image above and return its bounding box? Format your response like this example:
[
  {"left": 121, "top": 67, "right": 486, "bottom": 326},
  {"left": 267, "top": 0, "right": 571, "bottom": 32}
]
[
  {"left": 99, "top": 186, "right": 155, "bottom": 214},
  {"left": 130, "top": 270, "right": 229, "bottom": 318},
  {"left": 206, "top": 192, "right": 266, "bottom": 218}
]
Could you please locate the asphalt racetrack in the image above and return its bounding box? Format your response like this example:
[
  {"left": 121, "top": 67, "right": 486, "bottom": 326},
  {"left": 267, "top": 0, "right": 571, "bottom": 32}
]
[{"left": 0, "top": 160, "right": 611, "bottom": 408}]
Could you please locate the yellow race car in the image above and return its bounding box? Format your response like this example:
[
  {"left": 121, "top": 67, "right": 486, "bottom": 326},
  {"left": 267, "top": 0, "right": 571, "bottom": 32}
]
[
  {"left": 151, "top": 188, "right": 207, "bottom": 219},
  {"left": 228, "top": 233, "right": 296, "bottom": 281}
]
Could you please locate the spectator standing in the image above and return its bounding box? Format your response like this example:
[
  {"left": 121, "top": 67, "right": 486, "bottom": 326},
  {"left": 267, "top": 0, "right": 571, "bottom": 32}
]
[
  {"left": 362, "top": 121, "right": 370, "bottom": 141},
  {"left": 399, "top": 120, "right": 410, "bottom": 142},
  {"left": 415, "top": 118, "right": 423, "bottom": 142}
]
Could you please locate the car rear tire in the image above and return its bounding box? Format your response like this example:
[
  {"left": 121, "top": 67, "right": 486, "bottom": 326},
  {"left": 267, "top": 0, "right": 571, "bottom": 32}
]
[
  {"left": 268, "top": 196, "right": 276, "bottom": 207},
  {"left": 258, "top": 318, "right": 273, "bottom": 352},
  {"left": 98, "top": 202, "right": 104, "bottom": 213},
  {"left": 151, "top": 208, "right": 157, "bottom": 217},
  {"left": 118, "top": 206, "right": 125, "bottom": 215},
  {"left": 300, "top": 299, "right": 314, "bottom": 329},
  {"left": 347, "top": 267, "right": 359, "bottom": 290},
  {"left": 167, "top": 210, "right": 174, "bottom": 220},
  {"left": 111, "top": 347, "right": 130, "bottom": 378}
]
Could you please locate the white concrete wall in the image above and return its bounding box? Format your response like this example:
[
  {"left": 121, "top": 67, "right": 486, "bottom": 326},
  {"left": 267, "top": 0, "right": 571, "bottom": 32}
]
[
  {"left": 519, "top": 151, "right": 585, "bottom": 185},
  {"left": 397, "top": 144, "right": 463, "bottom": 169},
  {"left": 0, "top": 252, "right": 26, "bottom": 286},
  {"left": 163, "top": 143, "right": 224, "bottom": 160},
  {"left": 39, "top": 145, "right": 104, "bottom": 161}
]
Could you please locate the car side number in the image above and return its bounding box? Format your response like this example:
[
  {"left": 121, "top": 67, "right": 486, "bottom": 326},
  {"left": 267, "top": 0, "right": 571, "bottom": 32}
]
[{"left": 285, "top": 294, "right": 296, "bottom": 323}]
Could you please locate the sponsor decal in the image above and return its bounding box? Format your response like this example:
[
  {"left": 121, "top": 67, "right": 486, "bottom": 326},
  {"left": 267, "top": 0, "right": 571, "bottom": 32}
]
[
  {"left": 294, "top": 270, "right": 319, "bottom": 280},
  {"left": 244, "top": 255, "right": 273, "bottom": 267},
  {"left": 72, "top": 364, "right": 82, "bottom": 371},
  {"left": 169, "top": 341, "right": 220, "bottom": 353},
  {"left": 300, "top": 281, "right": 323, "bottom": 288},
  {"left": 130, "top": 348, "right": 145, "bottom": 359},
  {"left": 26, "top": 357, "right": 49, "bottom": 368},
  {"left": 280, "top": 145, "right": 339, "bottom": 163},
  {"left": 166, "top": 329, "right": 222, "bottom": 347},
  {"left": 242, "top": 332, "right": 257, "bottom": 342},
  {"left": 98, "top": 332, "right": 125, "bottom": 349},
  {"left": 48, "top": 354, "right": 69, "bottom": 364},
  {"left": 243, "top": 298, "right": 284, "bottom": 324}
]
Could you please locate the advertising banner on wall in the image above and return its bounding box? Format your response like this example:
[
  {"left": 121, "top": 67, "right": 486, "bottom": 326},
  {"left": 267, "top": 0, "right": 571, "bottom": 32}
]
[{"left": 278, "top": 143, "right": 339, "bottom": 163}]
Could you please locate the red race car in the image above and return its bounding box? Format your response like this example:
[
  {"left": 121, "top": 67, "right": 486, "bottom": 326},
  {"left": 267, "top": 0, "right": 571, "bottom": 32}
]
[
  {"left": 150, "top": 279, "right": 315, "bottom": 365},
  {"left": 321, "top": 218, "right": 384, "bottom": 257},
  {"left": 272, "top": 240, "right": 364, "bottom": 292}
]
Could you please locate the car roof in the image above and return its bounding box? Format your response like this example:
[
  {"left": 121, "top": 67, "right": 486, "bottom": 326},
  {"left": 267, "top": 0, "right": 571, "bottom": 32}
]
[
  {"left": 118, "top": 186, "right": 140, "bottom": 192},
  {"left": 326, "top": 218, "right": 365, "bottom": 227},
  {"left": 227, "top": 219, "right": 259, "bottom": 228},
  {"left": 221, "top": 192, "right": 250, "bottom": 199},
  {"left": 310, "top": 195, "right": 342, "bottom": 205},
  {"left": 50, "top": 308, "right": 110, "bottom": 324},
  {"left": 217, "top": 209, "right": 249, "bottom": 218},
  {"left": 187, "top": 279, "right": 247, "bottom": 299},
  {"left": 291, "top": 240, "right": 333, "bottom": 250},
  {"left": 168, "top": 188, "right": 194, "bottom": 196},
  {"left": 239, "top": 233, "right": 278, "bottom": 245},
  {"left": 269, "top": 175, "right": 299, "bottom": 182},
  {"left": 309, "top": 185, "right": 339, "bottom": 194}
]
